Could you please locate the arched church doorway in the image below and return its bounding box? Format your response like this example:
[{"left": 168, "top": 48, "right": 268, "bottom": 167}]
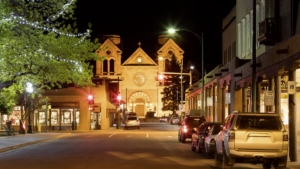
[{"left": 135, "top": 98, "right": 145, "bottom": 116}]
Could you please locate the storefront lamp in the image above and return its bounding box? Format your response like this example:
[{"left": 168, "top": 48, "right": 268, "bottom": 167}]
[
  {"left": 146, "top": 103, "right": 148, "bottom": 106},
  {"left": 88, "top": 95, "right": 94, "bottom": 105},
  {"left": 88, "top": 95, "right": 93, "bottom": 100}
]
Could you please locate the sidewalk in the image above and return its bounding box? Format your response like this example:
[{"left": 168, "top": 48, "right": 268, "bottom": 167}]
[{"left": 0, "top": 133, "right": 71, "bottom": 153}]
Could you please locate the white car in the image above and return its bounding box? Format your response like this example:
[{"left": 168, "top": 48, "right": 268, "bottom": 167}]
[
  {"left": 215, "top": 112, "right": 288, "bottom": 168},
  {"left": 125, "top": 116, "right": 140, "bottom": 129}
]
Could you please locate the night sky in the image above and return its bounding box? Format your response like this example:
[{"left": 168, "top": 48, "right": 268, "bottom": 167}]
[{"left": 75, "top": 0, "right": 236, "bottom": 77}]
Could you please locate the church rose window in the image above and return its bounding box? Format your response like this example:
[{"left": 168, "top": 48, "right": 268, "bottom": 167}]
[
  {"left": 168, "top": 50, "right": 173, "bottom": 55},
  {"left": 106, "top": 50, "right": 111, "bottom": 56},
  {"left": 133, "top": 73, "right": 146, "bottom": 87}
]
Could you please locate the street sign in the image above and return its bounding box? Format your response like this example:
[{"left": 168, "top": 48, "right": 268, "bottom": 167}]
[
  {"left": 264, "top": 90, "right": 274, "bottom": 106},
  {"left": 288, "top": 81, "right": 296, "bottom": 94},
  {"left": 42, "top": 105, "right": 51, "bottom": 109},
  {"left": 179, "top": 104, "right": 185, "bottom": 112}
]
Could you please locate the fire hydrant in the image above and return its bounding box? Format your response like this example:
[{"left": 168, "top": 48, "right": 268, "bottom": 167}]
[{"left": 37, "top": 123, "right": 41, "bottom": 133}]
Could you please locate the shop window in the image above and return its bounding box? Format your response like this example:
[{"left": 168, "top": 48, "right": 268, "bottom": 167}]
[
  {"left": 51, "top": 111, "right": 58, "bottom": 125},
  {"left": 76, "top": 111, "right": 80, "bottom": 125},
  {"left": 39, "top": 112, "right": 46, "bottom": 125},
  {"left": 63, "top": 111, "right": 71, "bottom": 125}
]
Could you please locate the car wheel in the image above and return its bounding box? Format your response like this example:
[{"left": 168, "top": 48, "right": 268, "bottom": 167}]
[
  {"left": 196, "top": 141, "right": 202, "bottom": 153},
  {"left": 262, "top": 163, "right": 271, "bottom": 169},
  {"left": 191, "top": 141, "right": 196, "bottom": 151},
  {"left": 222, "top": 147, "right": 234, "bottom": 167},
  {"left": 180, "top": 134, "right": 186, "bottom": 143}
]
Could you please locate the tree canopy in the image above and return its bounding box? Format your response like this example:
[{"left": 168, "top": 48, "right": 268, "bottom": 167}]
[{"left": 0, "top": 0, "right": 104, "bottom": 111}]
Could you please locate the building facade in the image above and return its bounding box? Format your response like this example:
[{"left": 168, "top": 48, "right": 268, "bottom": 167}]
[{"left": 186, "top": 0, "right": 300, "bottom": 160}]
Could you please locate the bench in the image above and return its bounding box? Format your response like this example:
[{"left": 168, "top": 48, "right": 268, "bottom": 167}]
[{"left": 2, "top": 125, "right": 15, "bottom": 136}]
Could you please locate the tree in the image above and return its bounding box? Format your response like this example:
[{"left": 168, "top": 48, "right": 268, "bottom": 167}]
[
  {"left": 0, "top": 0, "right": 105, "bottom": 110},
  {"left": 161, "top": 55, "right": 184, "bottom": 114}
]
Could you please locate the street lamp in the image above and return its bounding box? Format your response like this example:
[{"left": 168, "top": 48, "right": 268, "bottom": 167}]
[
  {"left": 158, "top": 74, "right": 164, "bottom": 80},
  {"left": 190, "top": 66, "right": 194, "bottom": 70},
  {"left": 26, "top": 82, "right": 33, "bottom": 133},
  {"left": 168, "top": 28, "right": 204, "bottom": 111}
]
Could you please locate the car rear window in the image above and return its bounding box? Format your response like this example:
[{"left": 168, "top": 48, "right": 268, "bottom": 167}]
[
  {"left": 236, "top": 115, "right": 282, "bottom": 130},
  {"left": 128, "top": 117, "right": 137, "bottom": 120},
  {"left": 212, "top": 125, "right": 223, "bottom": 134},
  {"left": 186, "top": 118, "right": 206, "bottom": 126}
]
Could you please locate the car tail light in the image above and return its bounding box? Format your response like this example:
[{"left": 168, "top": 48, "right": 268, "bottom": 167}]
[
  {"left": 210, "top": 139, "right": 215, "bottom": 143},
  {"left": 126, "top": 120, "right": 129, "bottom": 122},
  {"left": 201, "top": 136, "right": 205, "bottom": 140},
  {"left": 183, "top": 125, "right": 187, "bottom": 132},
  {"left": 283, "top": 135, "right": 288, "bottom": 141},
  {"left": 229, "top": 131, "right": 235, "bottom": 140}
]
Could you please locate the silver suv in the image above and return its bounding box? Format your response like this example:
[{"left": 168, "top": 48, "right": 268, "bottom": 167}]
[{"left": 215, "top": 112, "right": 288, "bottom": 168}]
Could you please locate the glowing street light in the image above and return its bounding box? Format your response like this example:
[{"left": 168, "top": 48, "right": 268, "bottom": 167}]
[
  {"left": 190, "top": 66, "right": 194, "bottom": 70},
  {"left": 158, "top": 74, "right": 164, "bottom": 80},
  {"left": 117, "top": 95, "right": 121, "bottom": 101},
  {"left": 26, "top": 82, "right": 33, "bottom": 133},
  {"left": 168, "top": 29, "right": 176, "bottom": 33},
  {"left": 88, "top": 95, "right": 93, "bottom": 100}
]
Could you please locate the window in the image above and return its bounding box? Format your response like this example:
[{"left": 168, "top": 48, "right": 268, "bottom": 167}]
[
  {"left": 256, "top": 4, "right": 260, "bottom": 48},
  {"left": 250, "top": 10, "right": 253, "bottom": 51},
  {"left": 39, "top": 112, "right": 46, "bottom": 125},
  {"left": 110, "top": 59, "right": 114, "bottom": 72},
  {"left": 261, "top": 0, "right": 265, "bottom": 21},
  {"left": 63, "top": 111, "right": 71, "bottom": 124},
  {"left": 236, "top": 115, "right": 282, "bottom": 130},
  {"left": 238, "top": 23, "right": 241, "bottom": 58},
  {"left": 242, "top": 18, "right": 246, "bottom": 58},
  {"left": 51, "top": 111, "right": 58, "bottom": 125},
  {"left": 76, "top": 111, "right": 80, "bottom": 125},
  {"left": 103, "top": 60, "right": 108, "bottom": 72},
  {"left": 246, "top": 14, "right": 250, "bottom": 55}
]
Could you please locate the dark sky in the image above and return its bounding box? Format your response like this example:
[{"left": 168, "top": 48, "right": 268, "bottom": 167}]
[{"left": 75, "top": 0, "right": 236, "bottom": 76}]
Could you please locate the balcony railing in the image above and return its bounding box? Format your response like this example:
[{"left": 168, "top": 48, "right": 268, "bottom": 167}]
[{"left": 258, "top": 18, "right": 280, "bottom": 46}]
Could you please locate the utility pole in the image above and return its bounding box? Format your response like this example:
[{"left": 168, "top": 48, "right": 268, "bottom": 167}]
[
  {"left": 201, "top": 31, "right": 204, "bottom": 111},
  {"left": 252, "top": 0, "right": 257, "bottom": 112}
]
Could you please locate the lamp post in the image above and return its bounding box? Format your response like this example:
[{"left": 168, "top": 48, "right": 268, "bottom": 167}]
[
  {"left": 26, "top": 82, "right": 33, "bottom": 133},
  {"left": 168, "top": 29, "right": 204, "bottom": 111}
]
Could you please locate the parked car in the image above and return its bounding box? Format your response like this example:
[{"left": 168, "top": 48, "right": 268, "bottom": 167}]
[
  {"left": 191, "top": 122, "right": 220, "bottom": 154},
  {"left": 215, "top": 112, "right": 288, "bottom": 168},
  {"left": 203, "top": 123, "right": 223, "bottom": 158},
  {"left": 124, "top": 116, "right": 140, "bottom": 129},
  {"left": 178, "top": 116, "right": 206, "bottom": 143},
  {"left": 170, "top": 115, "right": 179, "bottom": 124},
  {"left": 159, "top": 116, "right": 168, "bottom": 122}
]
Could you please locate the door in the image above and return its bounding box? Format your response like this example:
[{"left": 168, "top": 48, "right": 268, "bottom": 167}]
[{"left": 135, "top": 105, "right": 144, "bottom": 116}]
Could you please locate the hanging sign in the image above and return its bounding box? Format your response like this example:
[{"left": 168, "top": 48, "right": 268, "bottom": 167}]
[
  {"left": 264, "top": 90, "right": 274, "bottom": 106},
  {"left": 207, "top": 97, "right": 213, "bottom": 106},
  {"left": 225, "top": 93, "right": 231, "bottom": 104},
  {"left": 288, "top": 81, "right": 296, "bottom": 94}
]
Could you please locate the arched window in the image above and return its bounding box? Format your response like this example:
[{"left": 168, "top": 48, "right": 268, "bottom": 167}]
[
  {"left": 165, "top": 59, "right": 170, "bottom": 72},
  {"left": 103, "top": 60, "right": 108, "bottom": 73},
  {"left": 110, "top": 59, "right": 115, "bottom": 74}
]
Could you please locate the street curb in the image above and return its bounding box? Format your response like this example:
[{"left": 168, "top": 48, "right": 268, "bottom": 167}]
[{"left": 0, "top": 133, "right": 71, "bottom": 153}]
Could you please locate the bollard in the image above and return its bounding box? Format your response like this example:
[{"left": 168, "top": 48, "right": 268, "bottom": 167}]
[{"left": 37, "top": 123, "right": 41, "bottom": 133}]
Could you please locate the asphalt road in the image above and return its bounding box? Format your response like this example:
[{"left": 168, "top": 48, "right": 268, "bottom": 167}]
[{"left": 0, "top": 122, "right": 293, "bottom": 169}]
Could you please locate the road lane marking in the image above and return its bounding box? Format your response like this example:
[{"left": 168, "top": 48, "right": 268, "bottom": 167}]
[
  {"left": 109, "top": 133, "right": 117, "bottom": 138},
  {"left": 146, "top": 133, "right": 149, "bottom": 137}
]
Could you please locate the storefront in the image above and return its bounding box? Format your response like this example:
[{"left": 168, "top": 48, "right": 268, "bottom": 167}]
[
  {"left": 35, "top": 103, "right": 80, "bottom": 131},
  {"left": 1, "top": 106, "right": 24, "bottom": 131}
]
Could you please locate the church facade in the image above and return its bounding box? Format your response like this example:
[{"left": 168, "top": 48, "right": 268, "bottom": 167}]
[{"left": 96, "top": 35, "right": 184, "bottom": 118}]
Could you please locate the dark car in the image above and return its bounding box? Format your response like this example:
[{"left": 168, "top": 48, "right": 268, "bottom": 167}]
[
  {"left": 159, "top": 116, "right": 168, "bottom": 122},
  {"left": 178, "top": 116, "right": 206, "bottom": 143},
  {"left": 191, "top": 122, "right": 222, "bottom": 154},
  {"left": 203, "top": 124, "right": 223, "bottom": 158}
]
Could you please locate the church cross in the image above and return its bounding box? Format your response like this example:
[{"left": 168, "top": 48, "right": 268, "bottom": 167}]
[{"left": 138, "top": 42, "right": 141, "bottom": 47}]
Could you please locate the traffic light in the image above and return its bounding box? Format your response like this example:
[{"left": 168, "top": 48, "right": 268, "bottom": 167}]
[{"left": 88, "top": 95, "right": 94, "bottom": 105}]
